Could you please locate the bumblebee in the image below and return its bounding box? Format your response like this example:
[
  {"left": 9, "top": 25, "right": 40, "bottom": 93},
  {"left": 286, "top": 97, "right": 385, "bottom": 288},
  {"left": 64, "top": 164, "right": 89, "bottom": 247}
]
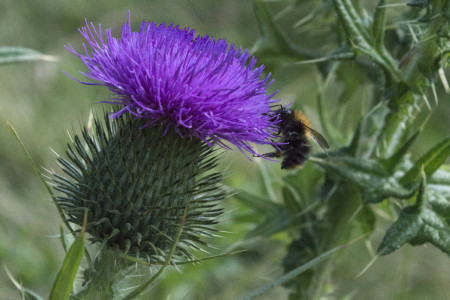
[{"left": 263, "top": 106, "right": 329, "bottom": 169}]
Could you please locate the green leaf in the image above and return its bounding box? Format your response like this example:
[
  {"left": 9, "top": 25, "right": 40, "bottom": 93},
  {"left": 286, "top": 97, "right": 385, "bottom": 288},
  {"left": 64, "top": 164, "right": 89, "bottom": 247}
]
[
  {"left": 356, "top": 205, "right": 376, "bottom": 235},
  {"left": 371, "top": 0, "right": 386, "bottom": 51},
  {"left": 400, "top": 1, "right": 449, "bottom": 88},
  {"left": 428, "top": 169, "right": 450, "bottom": 219},
  {"left": 333, "top": 0, "right": 371, "bottom": 43},
  {"left": 49, "top": 230, "right": 85, "bottom": 300},
  {"left": 317, "top": 156, "right": 414, "bottom": 203},
  {"left": 233, "top": 190, "right": 282, "bottom": 215},
  {"left": 378, "top": 176, "right": 450, "bottom": 256},
  {"left": 281, "top": 186, "right": 302, "bottom": 218},
  {"left": 344, "top": 122, "right": 363, "bottom": 157},
  {"left": 402, "top": 137, "right": 450, "bottom": 184},
  {"left": 233, "top": 190, "right": 286, "bottom": 238},
  {"left": 382, "top": 130, "right": 420, "bottom": 171},
  {"left": 246, "top": 212, "right": 290, "bottom": 238},
  {"left": 281, "top": 228, "right": 320, "bottom": 295},
  {"left": 430, "top": 169, "right": 450, "bottom": 185},
  {"left": 332, "top": 0, "right": 399, "bottom": 80},
  {"left": 237, "top": 244, "right": 346, "bottom": 300},
  {"left": 234, "top": 188, "right": 310, "bottom": 238},
  {"left": 0, "top": 46, "right": 57, "bottom": 65},
  {"left": 251, "top": 0, "right": 315, "bottom": 61},
  {"left": 376, "top": 91, "right": 418, "bottom": 158},
  {"left": 428, "top": 190, "right": 450, "bottom": 219},
  {"left": 350, "top": 101, "right": 389, "bottom": 158}
]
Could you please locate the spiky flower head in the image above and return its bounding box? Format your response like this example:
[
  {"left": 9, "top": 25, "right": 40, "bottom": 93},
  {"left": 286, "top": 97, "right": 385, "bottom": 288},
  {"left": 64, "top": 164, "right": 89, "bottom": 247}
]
[
  {"left": 65, "top": 13, "right": 279, "bottom": 156},
  {"left": 53, "top": 112, "right": 224, "bottom": 262}
]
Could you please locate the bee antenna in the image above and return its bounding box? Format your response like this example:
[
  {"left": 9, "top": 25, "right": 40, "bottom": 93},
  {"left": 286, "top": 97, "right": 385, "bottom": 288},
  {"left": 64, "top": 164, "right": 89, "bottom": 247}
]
[{"left": 269, "top": 104, "right": 283, "bottom": 109}]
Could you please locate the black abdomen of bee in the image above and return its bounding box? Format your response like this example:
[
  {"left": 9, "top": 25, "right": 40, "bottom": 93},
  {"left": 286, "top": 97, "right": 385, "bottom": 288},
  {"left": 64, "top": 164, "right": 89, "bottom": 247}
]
[{"left": 281, "top": 136, "right": 311, "bottom": 169}]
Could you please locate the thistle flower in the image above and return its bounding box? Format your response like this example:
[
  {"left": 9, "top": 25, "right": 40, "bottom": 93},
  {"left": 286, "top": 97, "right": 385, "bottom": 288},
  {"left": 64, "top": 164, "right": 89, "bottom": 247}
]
[
  {"left": 54, "top": 112, "right": 224, "bottom": 261},
  {"left": 65, "top": 13, "right": 279, "bottom": 156},
  {"left": 54, "top": 14, "right": 281, "bottom": 297}
]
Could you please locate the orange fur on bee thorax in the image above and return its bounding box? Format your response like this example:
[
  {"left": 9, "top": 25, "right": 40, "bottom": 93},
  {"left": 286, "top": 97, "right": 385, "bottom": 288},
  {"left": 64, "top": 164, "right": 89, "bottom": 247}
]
[
  {"left": 293, "top": 111, "right": 311, "bottom": 127},
  {"left": 294, "top": 110, "right": 312, "bottom": 136}
]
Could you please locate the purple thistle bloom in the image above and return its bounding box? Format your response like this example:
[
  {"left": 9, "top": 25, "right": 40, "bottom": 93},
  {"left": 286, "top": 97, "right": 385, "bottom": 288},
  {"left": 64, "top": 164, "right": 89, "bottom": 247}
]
[{"left": 66, "top": 13, "right": 279, "bottom": 156}]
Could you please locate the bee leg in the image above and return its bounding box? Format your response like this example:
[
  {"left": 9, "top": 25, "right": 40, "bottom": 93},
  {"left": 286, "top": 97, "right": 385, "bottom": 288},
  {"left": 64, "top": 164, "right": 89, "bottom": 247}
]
[
  {"left": 261, "top": 150, "right": 282, "bottom": 158},
  {"left": 270, "top": 104, "right": 283, "bottom": 110}
]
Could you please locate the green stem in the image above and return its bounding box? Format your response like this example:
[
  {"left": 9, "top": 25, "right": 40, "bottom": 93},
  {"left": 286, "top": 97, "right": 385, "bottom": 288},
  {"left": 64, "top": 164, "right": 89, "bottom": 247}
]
[
  {"left": 73, "top": 250, "right": 132, "bottom": 299},
  {"left": 120, "top": 249, "right": 247, "bottom": 267}
]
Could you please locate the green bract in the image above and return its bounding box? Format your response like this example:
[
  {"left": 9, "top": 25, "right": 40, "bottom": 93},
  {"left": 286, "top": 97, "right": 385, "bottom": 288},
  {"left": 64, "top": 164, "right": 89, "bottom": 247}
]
[{"left": 53, "top": 112, "right": 224, "bottom": 262}]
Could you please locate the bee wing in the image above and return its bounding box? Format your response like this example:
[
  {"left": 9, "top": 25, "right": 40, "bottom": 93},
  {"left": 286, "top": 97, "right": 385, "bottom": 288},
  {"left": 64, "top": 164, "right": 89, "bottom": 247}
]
[{"left": 304, "top": 125, "right": 329, "bottom": 152}]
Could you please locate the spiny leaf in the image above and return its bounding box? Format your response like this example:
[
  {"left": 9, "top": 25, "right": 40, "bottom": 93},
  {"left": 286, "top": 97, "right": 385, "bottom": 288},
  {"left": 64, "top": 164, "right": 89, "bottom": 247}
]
[
  {"left": 402, "top": 137, "right": 450, "bottom": 184},
  {"left": 378, "top": 176, "right": 450, "bottom": 256},
  {"left": 251, "top": 0, "right": 314, "bottom": 61},
  {"left": 317, "top": 156, "right": 414, "bottom": 203},
  {"left": 332, "top": 0, "right": 399, "bottom": 80},
  {"left": 382, "top": 130, "right": 420, "bottom": 171},
  {"left": 400, "top": 0, "right": 449, "bottom": 88},
  {"left": 376, "top": 91, "right": 418, "bottom": 158},
  {"left": 428, "top": 189, "right": 450, "bottom": 219},
  {"left": 428, "top": 170, "right": 450, "bottom": 219},
  {"left": 353, "top": 101, "right": 390, "bottom": 158}
]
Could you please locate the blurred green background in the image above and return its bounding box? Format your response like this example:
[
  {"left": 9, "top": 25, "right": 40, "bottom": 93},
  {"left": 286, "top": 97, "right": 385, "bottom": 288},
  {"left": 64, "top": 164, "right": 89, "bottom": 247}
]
[{"left": 1, "top": 0, "right": 449, "bottom": 299}]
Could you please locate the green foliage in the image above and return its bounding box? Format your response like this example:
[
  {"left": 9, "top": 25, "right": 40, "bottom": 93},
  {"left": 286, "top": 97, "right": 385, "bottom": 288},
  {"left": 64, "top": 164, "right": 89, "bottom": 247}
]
[
  {"left": 49, "top": 223, "right": 85, "bottom": 300},
  {"left": 237, "top": 244, "right": 345, "bottom": 300},
  {"left": 0, "top": 46, "right": 57, "bottom": 65},
  {"left": 238, "top": 0, "right": 450, "bottom": 298},
  {"left": 378, "top": 173, "right": 450, "bottom": 256},
  {"left": 402, "top": 138, "right": 450, "bottom": 184}
]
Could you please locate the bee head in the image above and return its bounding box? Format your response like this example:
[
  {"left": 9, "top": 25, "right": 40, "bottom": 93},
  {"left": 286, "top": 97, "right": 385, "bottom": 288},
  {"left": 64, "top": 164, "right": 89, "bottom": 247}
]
[
  {"left": 270, "top": 105, "right": 293, "bottom": 125},
  {"left": 278, "top": 107, "right": 292, "bottom": 119}
]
